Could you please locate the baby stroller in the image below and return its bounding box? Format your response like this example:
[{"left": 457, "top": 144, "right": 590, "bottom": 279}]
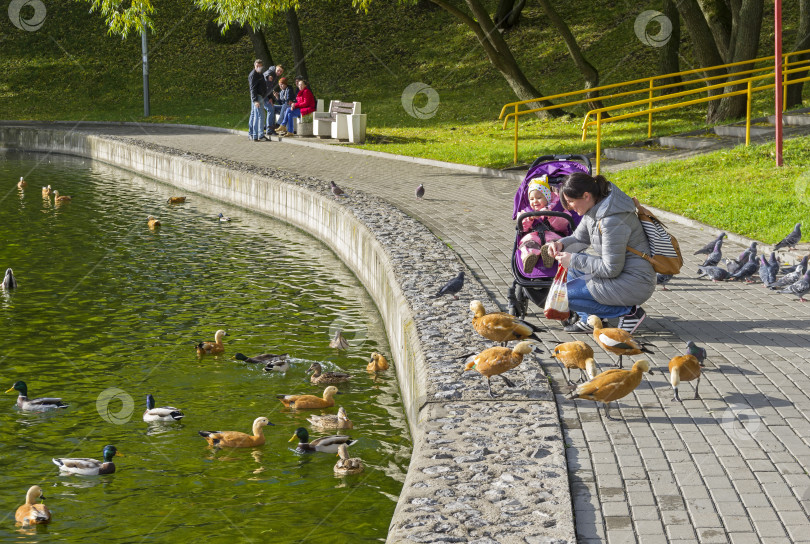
[{"left": 507, "top": 154, "right": 591, "bottom": 319}]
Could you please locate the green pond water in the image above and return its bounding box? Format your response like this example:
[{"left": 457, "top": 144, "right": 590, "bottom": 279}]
[{"left": 0, "top": 151, "right": 411, "bottom": 543}]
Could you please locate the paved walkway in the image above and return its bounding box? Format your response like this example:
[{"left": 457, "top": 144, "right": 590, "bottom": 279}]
[{"left": 28, "top": 123, "right": 810, "bottom": 542}]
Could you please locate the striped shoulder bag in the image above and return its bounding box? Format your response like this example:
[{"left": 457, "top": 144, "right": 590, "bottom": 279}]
[{"left": 627, "top": 197, "right": 683, "bottom": 275}]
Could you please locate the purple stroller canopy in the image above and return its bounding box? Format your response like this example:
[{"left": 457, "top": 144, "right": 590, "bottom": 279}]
[{"left": 513, "top": 160, "right": 590, "bottom": 219}]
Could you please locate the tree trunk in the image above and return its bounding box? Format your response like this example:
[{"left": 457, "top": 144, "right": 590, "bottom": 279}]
[
  {"left": 247, "top": 26, "right": 273, "bottom": 67},
  {"left": 786, "top": 0, "right": 810, "bottom": 108},
  {"left": 285, "top": 8, "right": 309, "bottom": 80},
  {"left": 428, "top": 0, "right": 563, "bottom": 117},
  {"left": 536, "top": 0, "right": 606, "bottom": 113},
  {"left": 494, "top": 0, "right": 525, "bottom": 30},
  {"left": 696, "top": 0, "right": 732, "bottom": 60},
  {"left": 658, "top": 0, "right": 683, "bottom": 94},
  {"left": 708, "top": 0, "right": 763, "bottom": 122}
]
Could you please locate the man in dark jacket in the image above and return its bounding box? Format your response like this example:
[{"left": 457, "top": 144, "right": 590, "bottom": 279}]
[
  {"left": 248, "top": 59, "right": 268, "bottom": 141},
  {"left": 263, "top": 64, "right": 284, "bottom": 135}
]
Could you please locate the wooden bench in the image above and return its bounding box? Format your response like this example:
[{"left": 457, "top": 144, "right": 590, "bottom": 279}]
[{"left": 313, "top": 100, "right": 366, "bottom": 143}]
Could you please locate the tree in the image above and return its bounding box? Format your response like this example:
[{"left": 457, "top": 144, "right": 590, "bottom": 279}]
[
  {"left": 676, "top": 0, "right": 764, "bottom": 122},
  {"left": 285, "top": 8, "right": 309, "bottom": 80},
  {"left": 493, "top": 0, "right": 526, "bottom": 31},
  {"left": 536, "top": 0, "right": 606, "bottom": 113}
]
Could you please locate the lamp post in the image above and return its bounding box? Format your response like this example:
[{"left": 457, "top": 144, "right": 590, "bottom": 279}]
[
  {"left": 775, "top": 0, "right": 783, "bottom": 166},
  {"left": 142, "top": 17, "right": 150, "bottom": 117}
]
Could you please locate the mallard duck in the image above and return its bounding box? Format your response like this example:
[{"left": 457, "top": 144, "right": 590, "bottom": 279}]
[
  {"left": 588, "top": 315, "right": 653, "bottom": 369},
  {"left": 15, "top": 486, "right": 50, "bottom": 526},
  {"left": 263, "top": 357, "right": 290, "bottom": 372},
  {"left": 17, "top": 177, "right": 27, "bottom": 189},
  {"left": 167, "top": 196, "right": 186, "bottom": 204},
  {"left": 41, "top": 185, "right": 52, "bottom": 197},
  {"left": 2, "top": 268, "right": 17, "bottom": 290},
  {"left": 367, "top": 352, "right": 389, "bottom": 373},
  {"left": 552, "top": 341, "right": 597, "bottom": 385},
  {"left": 198, "top": 416, "right": 273, "bottom": 448},
  {"left": 52, "top": 190, "right": 72, "bottom": 202},
  {"left": 6, "top": 381, "right": 68, "bottom": 411},
  {"left": 329, "top": 329, "right": 349, "bottom": 351},
  {"left": 143, "top": 394, "right": 184, "bottom": 422},
  {"left": 308, "top": 362, "right": 351, "bottom": 384},
  {"left": 289, "top": 427, "right": 357, "bottom": 453},
  {"left": 469, "top": 300, "right": 544, "bottom": 346},
  {"left": 196, "top": 329, "right": 227, "bottom": 356},
  {"left": 276, "top": 386, "right": 340, "bottom": 410},
  {"left": 334, "top": 443, "right": 364, "bottom": 475},
  {"left": 217, "top": 213, "right": 231, "bottom": 222},
  {"left": 566, "top": 359, "right": 654, "bottom": 420},
  {"left": 460, "top": 341, "right": 535, "bottom": 397},
  {"left": 53, "top": 445, "right": 122, "bottom": 475},
  {"left": 307, "top": 406, "right": 354, "bottom": 430},
  {"left": 147, "top": 215, "right": 161, "bottom": 229},
  {"left": 668, "top": 355, "right": 701, "bottom": 402},
  {"left": 232, "top": 352, "right": 287, "bottom": 364}
]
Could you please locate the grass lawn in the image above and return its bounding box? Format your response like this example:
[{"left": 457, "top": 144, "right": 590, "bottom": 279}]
[{"left": 1, "top": 0, "right": 808, "bottom": 242}]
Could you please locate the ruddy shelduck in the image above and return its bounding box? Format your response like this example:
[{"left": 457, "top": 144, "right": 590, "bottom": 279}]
[
  {"left": 367, "top": 352, "right": 389, "bottom": 373},
  {"left": 198, "top": 416, "right": 273, "bottom": 448},
  {"left": 668, "top": 355, "right": 701, "bottom": 402},
  {"left": 276, "top": 385, "right": 341, "bottom": 410},
  {"left": 469, "top": 300, "right": 543, "bottom": 346},
  {"left": 566, "top": 359, "right": 654, "bottom": 420},
  {"left": 460, "top": 341, "right": 535, "bottom": 397},
  {"left": 15, "top": 486, "right": 50, "bottom": 526},
  {"left": 552, "top": 341, "right": 598, "bottom": 384},
  {"left": 147, "top": 215, "right": 161, "bottom": 229},
  {"left": 588, "top": 315, "right": 653, "bottom": 369},
  {"left": 196, "top": 329, "right": 227, "bottom": 357}
]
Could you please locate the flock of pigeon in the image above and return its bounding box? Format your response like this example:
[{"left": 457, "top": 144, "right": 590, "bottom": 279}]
[{"left": 690, "top": 223, "right": 809, "bottom": 301}]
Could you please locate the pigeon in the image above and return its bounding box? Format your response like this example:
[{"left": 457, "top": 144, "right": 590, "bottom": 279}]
[
  {"left": 431, "top": 271, "right": 465, "bottom": 299},
  {"left": 770, "top": 255, "right": 809, "bottom": 290},
  {"left": 767, "top": 252, "right": 780, "bottom": 281},
  {"left": 777, "top": 270, "right": 810, "bottom": 301},
  {"left": 729, "top": 258, "right": 758, "bottom": 282},
  {"left": 725, "top": 253, "right": 748, "bottom": 276},
  {"left": 686, "top": 341, "right": 707, "bottom": 366},
  {"left": 779, "top": 255, "right": 808, "bottom": 274},
  {"left": 697, "top": 266, "right": 730, "bottom": 281},
  {"left": 694, "top": 232, "right": 726, "bottom": 255},
  {"left": 738, "top": 242, "right": 757, "bottom": 262},
  {"left": 217, "top": 213, "right": 231, "bottom": 222},
  {"left": 416, "top": 184, "right": 425, "bottom": 200},
  {"left": 758, "top": 256, "right": 775, "bottom": 287},
  {"left": 656, "top": 274, "right": 673, "bottom": 290},
  {"left": 1, "top": 268, "right": 17, "bottom": 290},
  {"left": 700, "top": 241, "right": 723, "bottom": 268},
  {"left": 773, "top": 223, "right": 801, "bottom": 251},
  {"left": 330, "top": 181, "right": 346, "bottom": 199}
]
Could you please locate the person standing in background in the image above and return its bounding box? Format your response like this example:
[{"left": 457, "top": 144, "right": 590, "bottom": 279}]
[{"left": 248, "top": 59, "right": 268, "bottom": 141}]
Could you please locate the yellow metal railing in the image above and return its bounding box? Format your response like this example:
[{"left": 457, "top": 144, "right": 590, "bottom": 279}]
[
  {"left": 498, "top": 48, "right": 810, "bottom": 168},
  {"left": 582, "top": 63, "right": 810, "bottom": 173}
]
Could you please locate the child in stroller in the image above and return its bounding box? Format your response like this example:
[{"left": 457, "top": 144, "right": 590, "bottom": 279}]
[{"left": 517, "top": 175, "right": 571, "bottom": 274}]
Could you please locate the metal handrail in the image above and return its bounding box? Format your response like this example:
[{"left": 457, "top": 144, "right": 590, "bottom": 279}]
[
  {"left": 498, "top": 48, "right": 810, "bottom": 164},
  {"left": 584, "top": 66, "right": 810, "bottom": 173}
]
